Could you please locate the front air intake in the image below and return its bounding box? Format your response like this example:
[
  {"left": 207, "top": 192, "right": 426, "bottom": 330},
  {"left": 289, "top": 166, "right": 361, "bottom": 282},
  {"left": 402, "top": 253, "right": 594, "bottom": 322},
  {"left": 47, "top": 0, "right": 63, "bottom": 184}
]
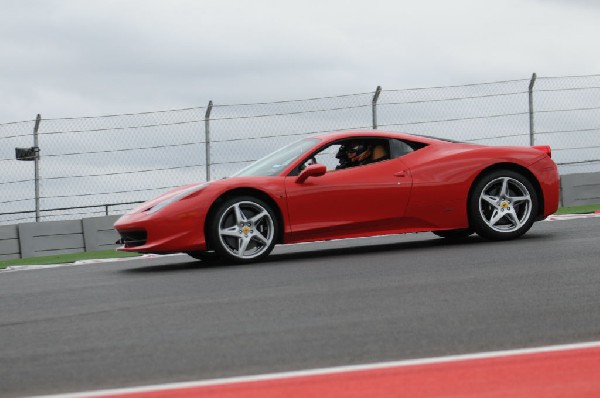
[{"left": 117, "top": 230, "right": 147, "bottom": 248}]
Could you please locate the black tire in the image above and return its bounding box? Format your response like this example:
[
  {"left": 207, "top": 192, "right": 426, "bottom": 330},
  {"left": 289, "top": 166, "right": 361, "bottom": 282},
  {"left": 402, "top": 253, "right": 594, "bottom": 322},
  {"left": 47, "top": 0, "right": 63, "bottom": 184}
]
[
  {"left": 186, "top": 251, "right": 220, "bottom": 262},
  {"left": 433, "top": 229, "right": 473, "bottom": 240},
  {"left": 468, "top": 170, "right": 538, "bottom": 240},
  {"left": 208, "top": 196, "right": 279, "bottom": 263}
]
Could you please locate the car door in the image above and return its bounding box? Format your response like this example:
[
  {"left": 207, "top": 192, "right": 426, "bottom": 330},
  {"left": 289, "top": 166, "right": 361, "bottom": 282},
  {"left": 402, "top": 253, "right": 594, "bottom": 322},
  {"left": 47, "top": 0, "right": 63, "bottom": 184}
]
[{"left": 283, "top": 155, "right": 412, "bottom": 243}]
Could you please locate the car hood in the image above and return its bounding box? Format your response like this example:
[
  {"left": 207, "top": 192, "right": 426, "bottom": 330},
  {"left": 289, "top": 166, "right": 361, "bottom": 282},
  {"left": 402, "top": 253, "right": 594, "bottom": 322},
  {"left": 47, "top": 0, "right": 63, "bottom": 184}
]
[{"left": 127, "top": 183, "right": 206, "bottom": 214}]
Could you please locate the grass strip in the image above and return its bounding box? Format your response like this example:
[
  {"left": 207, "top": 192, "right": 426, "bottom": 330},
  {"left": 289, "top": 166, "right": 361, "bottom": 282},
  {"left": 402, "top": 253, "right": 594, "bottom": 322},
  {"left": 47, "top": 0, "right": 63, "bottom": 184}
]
[
  {"left": 1, "top": 250, "right": 140, "bottom": 270},
  {"left": 553, "top": 203, "right": 600, "bottom": 215}
]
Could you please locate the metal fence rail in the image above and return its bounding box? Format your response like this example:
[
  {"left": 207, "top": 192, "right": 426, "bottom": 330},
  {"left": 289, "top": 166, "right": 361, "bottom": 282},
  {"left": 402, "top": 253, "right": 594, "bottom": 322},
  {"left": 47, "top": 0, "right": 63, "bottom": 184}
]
[{"left": 1, "top": 73, "right": 600, "bottom": 225}]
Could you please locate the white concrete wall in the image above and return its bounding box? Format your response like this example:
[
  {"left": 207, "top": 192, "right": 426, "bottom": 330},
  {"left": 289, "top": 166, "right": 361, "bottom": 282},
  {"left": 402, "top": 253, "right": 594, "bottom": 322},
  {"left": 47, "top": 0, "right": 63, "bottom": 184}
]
[
  {"left": 83, "top": 216, "right": 121, "bottom": 252},
  {"left": 2, "top": 216, "right": 121, "bottom": 259},
  {"left": 18, "top": 220, "right": 84, "bottom": 258},
  {"left": 561, "top": 172, "right": 600, "bottom": 207},
  {"left": 0, "top": 224, "right": 20, "bottom": 260}
]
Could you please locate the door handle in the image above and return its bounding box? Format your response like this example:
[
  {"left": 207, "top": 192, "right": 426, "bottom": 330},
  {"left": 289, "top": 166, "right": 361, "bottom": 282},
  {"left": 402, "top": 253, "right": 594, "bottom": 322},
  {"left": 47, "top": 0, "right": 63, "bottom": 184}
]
[{"left": 394, "top": 170, "right": 408, "bottom": 177}]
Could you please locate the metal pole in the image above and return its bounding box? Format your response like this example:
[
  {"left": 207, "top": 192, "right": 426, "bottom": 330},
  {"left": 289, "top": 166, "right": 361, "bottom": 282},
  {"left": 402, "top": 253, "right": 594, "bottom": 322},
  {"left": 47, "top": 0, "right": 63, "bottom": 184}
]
[
  {"left": 528, "top": 73, "right": 537, "bottom": 146},
  {"left": 372, "top": 86, "right": 382, "bottom": 129},
  {"left": 205, "top": 101, "right": 213, "bottom": 181},
  {"left": 33, "top": 114, "right": 41, "bottom": 222}
]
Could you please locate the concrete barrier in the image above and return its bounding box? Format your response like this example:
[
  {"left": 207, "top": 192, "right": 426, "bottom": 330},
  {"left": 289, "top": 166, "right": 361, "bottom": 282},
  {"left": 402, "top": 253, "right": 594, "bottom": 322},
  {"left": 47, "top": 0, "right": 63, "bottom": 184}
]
[
  {"left": 18, "top": 220, "right": 85, "bottom": 258},
  {"left": 83, "top": 216, "right": 121, "bottom": 252},
  {"left": 560, "top": 172, "right": 600, "bottom": 207},
  {"left": 0, "top": 224, "right": 20, "bottom": 261},
  {"left": 1, "top": 216, "right": 121, "bottom": 260}
]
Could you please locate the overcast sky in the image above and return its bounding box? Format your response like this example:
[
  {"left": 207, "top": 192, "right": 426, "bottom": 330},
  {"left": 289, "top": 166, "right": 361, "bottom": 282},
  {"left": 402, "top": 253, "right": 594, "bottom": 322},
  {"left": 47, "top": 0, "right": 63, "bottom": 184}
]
[{"left": 2, "top": 0, "right": 600, "bottom": 123}]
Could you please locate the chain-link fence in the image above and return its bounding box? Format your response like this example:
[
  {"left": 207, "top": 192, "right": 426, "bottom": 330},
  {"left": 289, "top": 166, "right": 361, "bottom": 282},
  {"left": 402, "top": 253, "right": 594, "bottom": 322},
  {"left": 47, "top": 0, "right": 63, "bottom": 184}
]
[{"left": 1, "top": 73, "right": 599, "bottom": 225}]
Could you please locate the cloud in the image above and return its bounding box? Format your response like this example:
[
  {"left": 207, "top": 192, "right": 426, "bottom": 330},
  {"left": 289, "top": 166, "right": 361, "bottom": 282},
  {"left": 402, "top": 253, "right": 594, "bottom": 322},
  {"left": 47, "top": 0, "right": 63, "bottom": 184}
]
[{"left": 1, "top": 0, "right": 599, "bottom": 123}]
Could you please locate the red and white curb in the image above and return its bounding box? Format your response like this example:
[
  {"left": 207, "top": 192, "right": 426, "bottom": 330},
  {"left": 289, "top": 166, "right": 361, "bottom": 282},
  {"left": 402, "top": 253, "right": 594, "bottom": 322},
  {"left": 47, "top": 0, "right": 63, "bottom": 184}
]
[{"left": 31, "top": 340, "right": 600, "bottom": 398}]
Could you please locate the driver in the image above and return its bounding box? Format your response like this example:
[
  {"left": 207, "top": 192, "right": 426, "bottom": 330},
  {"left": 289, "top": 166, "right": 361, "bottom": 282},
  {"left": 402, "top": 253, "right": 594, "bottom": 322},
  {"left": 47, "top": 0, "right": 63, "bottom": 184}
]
[{"left": 336, "top": 142, "right": 373, "bottom": 169}]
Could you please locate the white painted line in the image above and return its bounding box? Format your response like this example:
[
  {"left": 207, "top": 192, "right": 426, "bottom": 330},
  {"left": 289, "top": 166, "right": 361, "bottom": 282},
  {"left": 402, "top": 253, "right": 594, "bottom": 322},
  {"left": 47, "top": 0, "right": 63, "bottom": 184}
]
[
  {"left": 30, "top": 340, "right": 600, "bottom": 398},
  {"left": 2, "top": 262, "right": 77, "bottom": 272},
  {"left": 73, "top": 253, "right": 184, "bottom": 264},
  {"left": 545, "top": 213, "right": 600, "bottom": 221}
]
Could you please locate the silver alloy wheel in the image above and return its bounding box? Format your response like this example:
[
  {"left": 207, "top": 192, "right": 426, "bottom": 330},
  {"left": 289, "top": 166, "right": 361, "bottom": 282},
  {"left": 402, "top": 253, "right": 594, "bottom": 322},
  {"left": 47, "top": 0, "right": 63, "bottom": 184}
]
[
  {"left": 479, "top": 176, "right": 532, "bottom": 233},
  {"left": 217, "top": 200, "right": 275, "bottom": 259}
]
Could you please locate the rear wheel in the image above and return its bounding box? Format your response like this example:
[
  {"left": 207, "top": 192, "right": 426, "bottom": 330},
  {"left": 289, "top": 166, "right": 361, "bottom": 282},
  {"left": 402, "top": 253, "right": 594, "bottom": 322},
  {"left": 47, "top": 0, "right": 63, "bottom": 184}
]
[
  {"left": 208, "top": 196, "right": 278, "bottom": 263},
  {"left": 469, "top": 170, "right": 538, "bottom": 240}
]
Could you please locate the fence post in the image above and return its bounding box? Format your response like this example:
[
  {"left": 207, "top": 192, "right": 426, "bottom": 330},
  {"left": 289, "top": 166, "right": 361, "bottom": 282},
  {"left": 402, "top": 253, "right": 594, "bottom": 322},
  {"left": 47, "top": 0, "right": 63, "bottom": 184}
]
[
  {"left": 33, "top": 114, "right": 42, "bottom": 222},
  {"left": 204, "top": 101, "right": 213, "bottom": 181},
  {"left": 372, "top": 86, "right": 382, "bottom": 129},
  {"left": 528, "top": 73, "right": 537, "bottom": 146}
]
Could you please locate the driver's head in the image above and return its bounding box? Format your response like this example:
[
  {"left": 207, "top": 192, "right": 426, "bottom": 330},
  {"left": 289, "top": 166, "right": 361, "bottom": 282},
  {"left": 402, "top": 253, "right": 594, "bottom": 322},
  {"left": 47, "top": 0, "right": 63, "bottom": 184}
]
[{"left": 344, "top": 142, "right": 371, "bottom": 164}]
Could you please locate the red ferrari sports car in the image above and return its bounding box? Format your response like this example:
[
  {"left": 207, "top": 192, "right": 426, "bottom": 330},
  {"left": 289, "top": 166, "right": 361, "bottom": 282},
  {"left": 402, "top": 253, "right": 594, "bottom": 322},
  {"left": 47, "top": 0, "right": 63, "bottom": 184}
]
[{"left": 114, "top": 131, "right": 560, "bottom": 263}]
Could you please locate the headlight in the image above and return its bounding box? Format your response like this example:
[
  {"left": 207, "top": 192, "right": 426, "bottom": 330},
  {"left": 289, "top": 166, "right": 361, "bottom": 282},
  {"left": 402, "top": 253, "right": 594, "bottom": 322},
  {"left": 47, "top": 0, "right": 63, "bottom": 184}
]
[{"left": 145, "top": 183, "right": 207, "bottom": 214}]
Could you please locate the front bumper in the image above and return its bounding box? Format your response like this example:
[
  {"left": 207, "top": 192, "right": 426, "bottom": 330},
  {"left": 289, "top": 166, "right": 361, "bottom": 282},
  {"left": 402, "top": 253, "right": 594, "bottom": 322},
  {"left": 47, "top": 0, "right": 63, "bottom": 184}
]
[{"left": 114, "top": 208, "right": 208, "bottom": 253}]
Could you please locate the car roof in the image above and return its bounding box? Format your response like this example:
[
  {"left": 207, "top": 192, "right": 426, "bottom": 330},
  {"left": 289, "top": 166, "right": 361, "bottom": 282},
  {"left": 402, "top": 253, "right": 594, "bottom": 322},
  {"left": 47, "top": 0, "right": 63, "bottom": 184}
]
[{"left": 310, "top": 130, "right": 454, "bottom": 146}]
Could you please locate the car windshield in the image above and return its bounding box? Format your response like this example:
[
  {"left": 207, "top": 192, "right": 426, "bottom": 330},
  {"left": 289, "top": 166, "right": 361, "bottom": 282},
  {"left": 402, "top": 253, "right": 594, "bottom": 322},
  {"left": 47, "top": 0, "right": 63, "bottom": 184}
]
[{"left": 232, "top": 137, "right": 321, "bottom": 177}]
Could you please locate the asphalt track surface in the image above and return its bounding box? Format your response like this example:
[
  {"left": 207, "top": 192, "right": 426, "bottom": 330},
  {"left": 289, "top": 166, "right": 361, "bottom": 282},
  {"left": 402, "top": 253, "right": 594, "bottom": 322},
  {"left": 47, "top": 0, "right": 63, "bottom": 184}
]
[{"left": 0, "top": 217, "right": 599, "bottom": 397}]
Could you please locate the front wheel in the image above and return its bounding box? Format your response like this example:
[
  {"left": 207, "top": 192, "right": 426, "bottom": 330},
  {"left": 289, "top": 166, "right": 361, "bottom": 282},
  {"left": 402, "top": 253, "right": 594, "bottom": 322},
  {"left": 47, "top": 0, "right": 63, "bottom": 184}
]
[
  {"left": 468, "top": 170, "right": 538, "bottom": 240},
  {"left": 208, "top": 196, "right": 278, "bottom": 263},
  {"left": 433, "top": 229, "right": 473, "bottom": 240},
  {"left": 187, "top": 251, "right": 220, "bottom": 262}
]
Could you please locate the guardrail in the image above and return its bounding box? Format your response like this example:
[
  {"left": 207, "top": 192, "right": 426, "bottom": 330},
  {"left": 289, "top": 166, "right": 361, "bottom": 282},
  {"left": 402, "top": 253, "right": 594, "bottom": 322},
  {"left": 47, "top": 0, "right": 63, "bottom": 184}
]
[{"left": 0, "top": 201, "right": 143, "bottom": 224}]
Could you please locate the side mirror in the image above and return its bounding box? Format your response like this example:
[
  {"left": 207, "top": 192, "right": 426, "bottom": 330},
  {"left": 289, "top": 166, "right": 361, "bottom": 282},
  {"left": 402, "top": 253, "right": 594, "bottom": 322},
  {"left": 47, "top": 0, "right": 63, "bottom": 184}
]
[{"left": 296, "top": 163, "right": 326, "bottom": 184}]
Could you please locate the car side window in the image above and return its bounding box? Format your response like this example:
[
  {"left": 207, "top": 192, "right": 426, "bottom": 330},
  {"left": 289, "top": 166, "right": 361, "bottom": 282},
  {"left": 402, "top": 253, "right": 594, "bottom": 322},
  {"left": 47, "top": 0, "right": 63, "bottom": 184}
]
[
  {"left": 390, "top": 138, "right": 426, "bottom": 157},
  {"left": 299, "top": 139, "right": 392, "bottom": 172},
  {"left": 316, "top": 144, "right": 346, "bottom": 171},
  {"left": 298, "top": 144, "right": 343, "bottom": 172}
]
